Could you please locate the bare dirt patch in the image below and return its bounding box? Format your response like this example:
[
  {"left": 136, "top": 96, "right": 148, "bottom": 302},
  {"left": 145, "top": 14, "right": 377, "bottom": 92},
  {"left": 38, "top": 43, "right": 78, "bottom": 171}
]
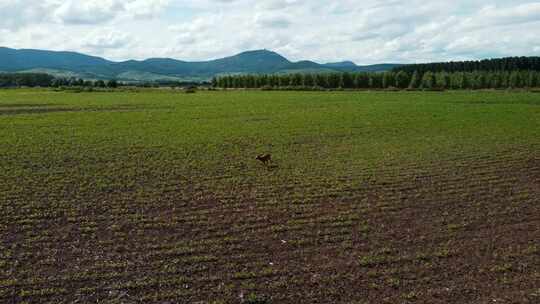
[{"left": 1, "top": 152, "right": 538, "bottom": 303}]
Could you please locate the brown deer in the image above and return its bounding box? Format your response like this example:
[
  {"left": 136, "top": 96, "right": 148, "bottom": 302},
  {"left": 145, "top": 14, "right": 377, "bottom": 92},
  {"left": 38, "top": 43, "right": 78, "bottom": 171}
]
[{"left": 255, "top": 153, "right": 272, "bottom": 166}]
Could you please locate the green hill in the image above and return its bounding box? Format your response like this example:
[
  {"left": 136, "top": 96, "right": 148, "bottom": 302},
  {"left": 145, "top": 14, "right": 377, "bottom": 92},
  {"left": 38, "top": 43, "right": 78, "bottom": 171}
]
[{"left": 0, "top": 47, "right": 402, "bottom": 82}]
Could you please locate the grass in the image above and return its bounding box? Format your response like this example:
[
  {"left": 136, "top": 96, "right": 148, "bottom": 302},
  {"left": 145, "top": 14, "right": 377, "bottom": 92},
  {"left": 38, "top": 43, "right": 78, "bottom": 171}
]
[{"left": 0, "top": 89, "right": 539, "bottom": 303}]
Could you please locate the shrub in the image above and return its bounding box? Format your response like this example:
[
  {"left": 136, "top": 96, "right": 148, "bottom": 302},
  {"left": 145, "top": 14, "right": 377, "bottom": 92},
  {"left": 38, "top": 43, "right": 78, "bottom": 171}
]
[
  {"left": 243, "top": 293, "right": 270, "bottom": 304},
  {"left": 184, "top": 86, "right": 197, "bottom": 94}
]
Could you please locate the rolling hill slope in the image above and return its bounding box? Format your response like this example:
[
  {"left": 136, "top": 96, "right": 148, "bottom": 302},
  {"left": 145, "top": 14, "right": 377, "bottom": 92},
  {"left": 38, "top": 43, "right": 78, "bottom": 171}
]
[{"left": 0, "top": 47, "right": 402, "bottom": 81}]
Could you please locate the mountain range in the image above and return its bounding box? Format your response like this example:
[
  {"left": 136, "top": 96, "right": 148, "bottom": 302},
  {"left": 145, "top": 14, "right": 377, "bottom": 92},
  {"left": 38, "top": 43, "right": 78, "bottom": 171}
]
[{"left": 0, "top": 47, "right": 402, "bottom": 82}]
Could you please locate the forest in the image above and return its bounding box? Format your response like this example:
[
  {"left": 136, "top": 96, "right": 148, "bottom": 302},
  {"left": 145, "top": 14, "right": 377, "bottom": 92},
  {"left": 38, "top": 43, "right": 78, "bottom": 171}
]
[
  {"left": 0, "top": 73, "right": 119, "bottom": 88},
  {"left": 213, "top": 70, "right": 540, "bottom": 90},
  {"left": 214, "top": 57, "right": 540, "bottom": 90},
  {"left": 393, "top": 56, "right": 540, "bottom": 74},
  {"left": 0, "top": 73, "right": 55, "bottom": 88}
]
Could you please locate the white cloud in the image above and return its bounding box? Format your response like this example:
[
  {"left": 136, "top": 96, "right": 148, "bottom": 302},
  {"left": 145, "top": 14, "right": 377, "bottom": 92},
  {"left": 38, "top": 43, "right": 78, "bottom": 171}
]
[
  {"left": 52, "top": 0, "right": 171, "bottom": 24},
  {"left": 83, "top": 29, "right": 133, "bottom": 50},
  {"left": 0, "top": 0, "right": 539, "bottom": 63},
  {"left": 0, "top": 0, "right": 171, "bottom": 28},
  {"left": 254, "top": 13, "right": 292, "bottom": 28},
  {"left": 125, "top": 0, "right": 171, "bottom": 18},
  {"left": 0, "top": 0, "right": 55, "bottom": 29},
  {"left": 477, "top": 3, "right": 540, "bottom": 27},
  {"left": 54, "top": 1, "right": 123, "bottom": 25}
]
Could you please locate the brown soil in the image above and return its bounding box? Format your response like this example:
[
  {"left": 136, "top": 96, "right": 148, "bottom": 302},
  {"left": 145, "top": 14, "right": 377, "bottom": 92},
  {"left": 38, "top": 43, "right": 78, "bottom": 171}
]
[{"left": 1, "top": 153, "right": 539, "bottom": 303}]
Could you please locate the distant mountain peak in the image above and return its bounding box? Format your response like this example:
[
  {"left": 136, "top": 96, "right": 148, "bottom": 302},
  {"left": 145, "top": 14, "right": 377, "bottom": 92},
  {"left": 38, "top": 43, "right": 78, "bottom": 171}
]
[
  {"left": 237, "top": 49, "right": 282, "bottom": 56},
  {"left": 231, "top": 49, "right": 290, "bottom": 63},
  {"left": 324, "top": 61, "right": 358, "bottom": 67}
]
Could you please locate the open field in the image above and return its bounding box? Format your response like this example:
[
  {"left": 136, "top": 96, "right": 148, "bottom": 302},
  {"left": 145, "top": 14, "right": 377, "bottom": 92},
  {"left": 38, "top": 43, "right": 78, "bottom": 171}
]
[{"left": 1, "top": 89, "right": 539, "bottom": 303}]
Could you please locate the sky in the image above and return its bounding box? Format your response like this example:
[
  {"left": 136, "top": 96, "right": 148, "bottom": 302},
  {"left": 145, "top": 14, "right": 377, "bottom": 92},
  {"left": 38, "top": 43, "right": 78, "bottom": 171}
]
[{"left": 1, "top": 0, "right": 539, "bottom": 64}]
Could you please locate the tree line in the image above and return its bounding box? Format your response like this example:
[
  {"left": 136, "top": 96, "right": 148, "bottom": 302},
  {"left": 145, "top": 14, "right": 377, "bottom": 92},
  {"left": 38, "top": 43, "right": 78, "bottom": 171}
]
[
  {"left": 393, "top": 57, "right": 540, "bottom": 74},
  {"left": 0, "top": 73, "right": 214, "bottom": 89},
  {"left": 0, "top": 73, "right": 120, "bottom": 88},
  {"left": 3, "top": 69, "right": 540, "bottom": 91},
  {"left": 213, "top": 70, "right": 540, "bottom": 90},
  {"left": 0, "top": 73, "right": 55, "bottom": 87},
  {"left": 51, "top": 78, "right": 119, "bottom": 88}
]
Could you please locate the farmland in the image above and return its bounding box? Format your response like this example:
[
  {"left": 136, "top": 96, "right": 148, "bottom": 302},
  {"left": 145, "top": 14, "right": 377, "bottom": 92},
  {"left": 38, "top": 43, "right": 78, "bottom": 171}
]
[{"left": 0, "top": 89, "right": 539, "bottom": 303}]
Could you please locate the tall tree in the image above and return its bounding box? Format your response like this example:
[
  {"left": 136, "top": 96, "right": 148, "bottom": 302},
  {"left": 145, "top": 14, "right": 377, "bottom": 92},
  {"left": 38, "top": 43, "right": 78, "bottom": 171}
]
[
  {"left": 302, "top": 74, "right": 314, "bottom": 87},
  {"left": 529, "top": 71, "right": 539, "bottom": 88},
  {"left": 408, "top": 71, "right": 421, "bottom": 89},
  {"left": 435, "top": 72, "right": 450, "bottom": 89},
  {"left": 107, "top": 80, "right": 118, "bottom": 88},
  {"left": 421, "top": 72, "right": 436, "bottom": 89},
  {"left": 509, "top": 71, "right": 521, "bottom": 88},
  {"left": 395, "top": 71, "right": 410, "bottom": 89},
  {"left": 341, "top": 72, "right": 354, "bottom": 88}
]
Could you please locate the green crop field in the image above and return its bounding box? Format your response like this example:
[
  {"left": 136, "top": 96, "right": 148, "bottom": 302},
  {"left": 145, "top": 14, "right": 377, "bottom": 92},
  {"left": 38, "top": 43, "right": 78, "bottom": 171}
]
[{"left": 1, "top": 89, "right": 539, "bottom": 303}]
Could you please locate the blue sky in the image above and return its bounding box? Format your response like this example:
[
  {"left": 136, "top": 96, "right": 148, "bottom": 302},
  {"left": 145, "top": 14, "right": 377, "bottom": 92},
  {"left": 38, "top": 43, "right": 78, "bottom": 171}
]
[{"left": 1, "top": 0, "right": 539, "bottom": 64}]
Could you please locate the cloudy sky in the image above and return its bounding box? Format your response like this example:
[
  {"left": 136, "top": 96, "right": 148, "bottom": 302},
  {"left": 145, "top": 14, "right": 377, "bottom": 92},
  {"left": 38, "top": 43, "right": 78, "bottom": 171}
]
[{"left": 1, "top": 0, "right": 539, "bottom": 64}]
